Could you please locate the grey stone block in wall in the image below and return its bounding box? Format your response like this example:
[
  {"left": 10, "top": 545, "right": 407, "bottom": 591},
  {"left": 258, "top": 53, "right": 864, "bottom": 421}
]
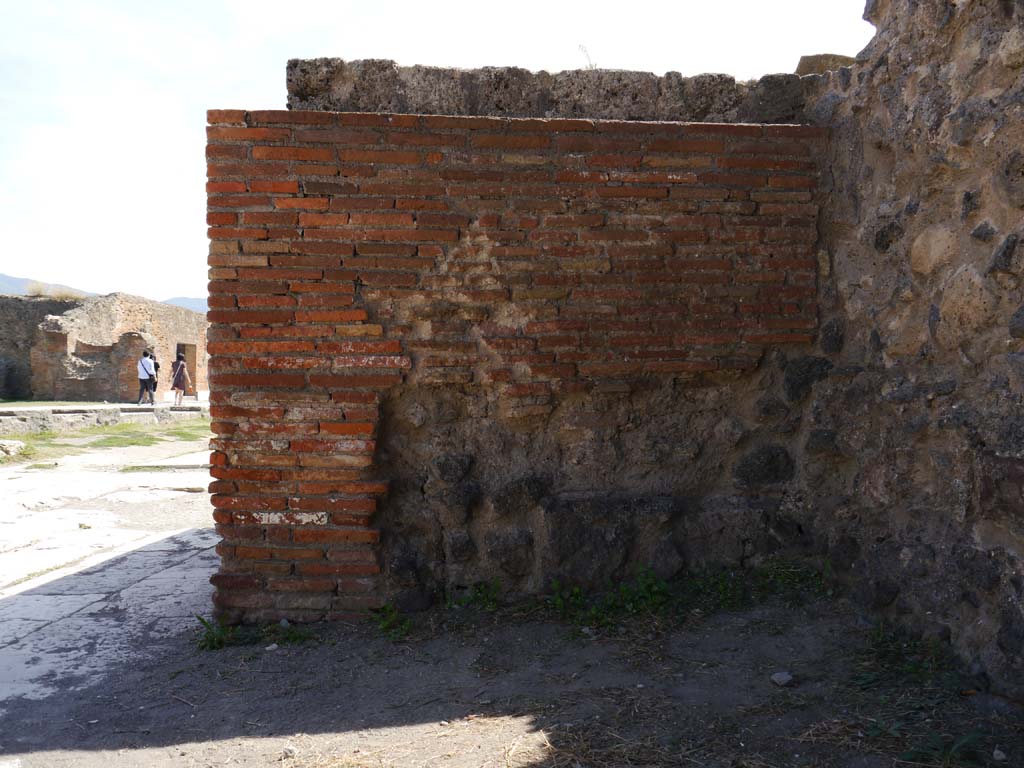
[{"left": 795, "top": 54, "right": 857, "bottom": 76}]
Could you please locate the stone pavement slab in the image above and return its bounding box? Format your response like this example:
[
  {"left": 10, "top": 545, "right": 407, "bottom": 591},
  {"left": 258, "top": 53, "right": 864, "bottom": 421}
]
[{"left": 0, "top": 436, "right": 218, "bottom": 703}]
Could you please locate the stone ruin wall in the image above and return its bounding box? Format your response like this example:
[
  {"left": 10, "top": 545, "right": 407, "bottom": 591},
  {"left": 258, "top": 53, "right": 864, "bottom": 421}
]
[
  {"left": 0, "top": 296, "right": 84, "bottom": 399},
  {"left": 208, "top": 0, "right": 1024, "bottom": 696},
  {"left": 8, "top": 294, "right": 210, "bottom": 402}
]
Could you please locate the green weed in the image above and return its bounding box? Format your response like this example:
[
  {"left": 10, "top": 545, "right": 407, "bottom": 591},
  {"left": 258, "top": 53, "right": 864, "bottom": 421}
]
[
  {"left": 195, "top": 614, "right": 237, "bottom": 651},
  {"left": 447, "top": 579, "right": 502, "bottom": 612},
  {"left": 549, "top": 579, "right": 586, "bottom": 620},
  {"left": 678, "top": 569, "right": 748, "bottom": 612},
  {"left": 89, "top": 434, "right": 162, "bottom": 448},
  {"left": 162, "top": 424, "right": 212, "bottom": 441},
  {"left": 544, "top": 560, "right": 828, "bottom": 630},
  {"left": 0, "top": 418, "right": 209, "bottom": 465},
  {"left": 678, "top": 559, "right": 827, "bottom": 614},
  {"left": 852, "top": 623, "right": 958, "bottom": 690},
  {"left": 899, "top": 731, "right": 983, "bottom": 767},
  {"left": 262, "top": 622, "right": 315, "bottom": 646},
  {"left": 374, "top": 603, "right": 412, "bottom": 641},
  {"left": 545, "top": 568, "right": 672, "bottom": 627}
]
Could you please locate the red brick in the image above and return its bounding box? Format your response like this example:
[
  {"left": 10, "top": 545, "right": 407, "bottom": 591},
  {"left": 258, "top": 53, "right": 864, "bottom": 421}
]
[
  {"left": 207, "top": 212, "right": 238, "bottom": 226},
  {"left": 275, "top": 197, "right": 330, "bottom": 210},
  {"left": 596, "top": 186, "right": 668, "bottom": 199},
  {"left": 471, "top": 134, "right": 551, "bottom": 150},
  {"left": 266, "top": 578, "right": 336, "bottom": 592},
  {"left": 252, "top": 146, "right": 334, "bottom": 162},
  {"left": 293, "top": 128, "right": 383, "bottom": 143},
  {"left": 386, "top": 132, "right": 466, "bottom": 147},
  {"left": 682, "top": 123, "right": 762, "bottom": 137},
  {"left": 298, "top": 562, "right": 380, "bottom": 576},
  {"left": 208, "top": 127, "right": 290, "bottom": 141},
  {"left": 768, "top": 175, "right": 817, "bottom": 189},
  {"left": 210, "top": 373, "right": 306, "bottom": 387},
  {"left": 355, "top": 228, "right": 458, "bottom": 242},
  {"left": 349, "top": 212, "right": 415, "bottom": 226},
  {"left": 208, "top": 109, "right": 246, "bottom": 124},
  {"left": 421, "top": 115, "right": 507, "bottom": 130},
  {"left": 207, "top": 181, "right": 247, "bottom": 193},
  {"left": 308, "top": 373, "right": 403, "bottom": 388},
  {"left": 338, "top": 149, "right": 422, "bottom": 165},
  {"left": 293, "top": 528, "right": 381, "bottom": 544},
  {"left": 251, "top": 180, "right": 300, "bottom": 193},
  {"left": 319, "top": 422, "right": 375, "bottom": 436},
  {"left": 294, "top": 309, "right": 367, "bottom": 322}
]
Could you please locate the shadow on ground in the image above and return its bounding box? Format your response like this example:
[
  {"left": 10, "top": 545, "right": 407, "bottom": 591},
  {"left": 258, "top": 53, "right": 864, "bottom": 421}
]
[{"left": 0, "top": 545, "right": 1021, "bottom": 768}]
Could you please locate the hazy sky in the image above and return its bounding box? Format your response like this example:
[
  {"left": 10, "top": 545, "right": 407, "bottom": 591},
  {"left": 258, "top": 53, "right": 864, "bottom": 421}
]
[{"left": 0, "top": 1, "right": 874, "bottom": 303}]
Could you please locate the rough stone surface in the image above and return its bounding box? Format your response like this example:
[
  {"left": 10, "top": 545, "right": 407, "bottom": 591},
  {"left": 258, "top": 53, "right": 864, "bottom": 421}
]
[
  {"left": 799, "top": 0, "right": 1024, "bottom": 699},
  {"left": 0, "top": 296, "right": 81, "bottom": 399},
  {"left": 783, "top": 357, "right": 833, "bottom": 403},
  {"left": 910, "top": 225, "right": 959, "bottom": 275},
  {"left": 0, "top": 439, "right": 25, "bottom": 456},
  {"left": 287, "top": 59, "right": 809, "bottom": 123},
  {"left": 733, "top": 446, "right": 796, "bottom": 488},
  {"left": 1010, "top": 304, "right": 1024, "bottom": 339}
]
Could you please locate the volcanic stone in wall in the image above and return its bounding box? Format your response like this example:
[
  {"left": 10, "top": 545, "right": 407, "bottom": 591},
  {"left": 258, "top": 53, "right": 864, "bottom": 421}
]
[{"left": 797, "top": 0, "right": 1024, "bottom": 699}]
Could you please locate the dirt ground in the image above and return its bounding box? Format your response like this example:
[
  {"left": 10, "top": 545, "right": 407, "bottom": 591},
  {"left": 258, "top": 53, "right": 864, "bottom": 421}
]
[
  {"left": 0, "top": 417, "right": 1021, "bottom": 768},
  {"left": 2, "top": 591, "right": 1022, "bottom": 768}
]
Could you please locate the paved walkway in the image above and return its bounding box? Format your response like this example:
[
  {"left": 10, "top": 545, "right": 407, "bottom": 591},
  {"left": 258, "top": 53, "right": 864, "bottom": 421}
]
[{"left": 0, "top": 439, "right": 217, "bottom": 702}]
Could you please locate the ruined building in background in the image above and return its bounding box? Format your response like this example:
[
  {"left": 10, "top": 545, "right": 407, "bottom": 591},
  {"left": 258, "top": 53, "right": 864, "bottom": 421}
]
[
  {"left": 0, "top": 293, "right": 209, "bottom": 402},
  {"left": 206, "top": 0, "right": 1024, "bottom": 698}
]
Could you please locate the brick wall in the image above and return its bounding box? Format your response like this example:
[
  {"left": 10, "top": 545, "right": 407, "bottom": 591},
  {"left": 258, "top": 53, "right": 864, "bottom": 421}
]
[{"left": 206, "top": 109, "right": 824, "bottom": 621}]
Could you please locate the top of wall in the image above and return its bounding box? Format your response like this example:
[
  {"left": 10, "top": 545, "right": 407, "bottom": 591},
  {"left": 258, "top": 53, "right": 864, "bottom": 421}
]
[
  {"left": 286, "top": 59, "right": 832, "bottom": 124},
  {"left": 38, "top": 292, "right": 208, "bottom": 346}
]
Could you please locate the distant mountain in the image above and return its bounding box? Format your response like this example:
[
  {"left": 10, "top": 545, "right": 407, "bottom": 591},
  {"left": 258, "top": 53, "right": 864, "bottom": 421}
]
[
  {"left": 0, "top": 273, "right": 29, "bottom": 295},
  {"left": 0, "top": 273, "right": 206, "bottom": 313},
  {"left": 0, "top": 272, "right": 91, "bottom": 299},
  {"left": 163, "top": 296, "right": 207, "bottom": 313}
]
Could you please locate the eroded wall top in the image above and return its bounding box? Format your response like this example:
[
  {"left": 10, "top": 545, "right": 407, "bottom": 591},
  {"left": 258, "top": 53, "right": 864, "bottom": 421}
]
[{"left": 287, "top": 59, "right": 817, "bottom": 124}]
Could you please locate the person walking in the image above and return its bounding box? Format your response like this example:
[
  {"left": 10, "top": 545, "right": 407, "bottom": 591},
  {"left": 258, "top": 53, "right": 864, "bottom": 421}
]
[
  {"left": 170, "top": 352, "right": 192, "bottom": 406},
  {"left": 136, "top": 350, "right": 156, "bottom": 405},
  {"left": 151, "top": 353, "right": 161, "bottom": 400}
]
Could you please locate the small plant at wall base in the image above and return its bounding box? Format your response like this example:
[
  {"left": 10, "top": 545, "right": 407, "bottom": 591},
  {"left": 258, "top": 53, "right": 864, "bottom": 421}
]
[
  {"left": 852, "top": 622, "right": 959, "bottom": 690},
  {"left": 374, "top": 603, "right": 412, "bottom": 641},
  {"left": 446, "top": 579, "right": 502, "bottom": 612},
  {"left": 545, "top": 568, "right": 673, "bottom": 628},
  {"left": 195, "top": 615, "right": 236, "bottom": 651},
  {"left": 549, "top": 579, "right": 586, "bottom": 620},
  {"left": 899, "top": 732, "right": 983, "bottom": 767},
  {"left": 262, "top": 621, "right": 315, "bottom": 646},
  {"left": 543, "top": 560, "right": 830, "bottom": 629}
]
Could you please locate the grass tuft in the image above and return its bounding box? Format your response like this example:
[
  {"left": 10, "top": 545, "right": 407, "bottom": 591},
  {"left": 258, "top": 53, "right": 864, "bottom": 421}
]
[
  {"left": 195, "top": 615, "right": 236, "bottom": 651},
  {"left": 373, "top": 603, "right": 412, "bottom": 641}
]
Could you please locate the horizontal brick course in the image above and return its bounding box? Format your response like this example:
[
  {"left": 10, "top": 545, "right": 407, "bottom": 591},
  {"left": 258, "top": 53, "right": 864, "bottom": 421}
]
[{"left": 207, "top": 110, "right": 824, "bottom": 621}]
